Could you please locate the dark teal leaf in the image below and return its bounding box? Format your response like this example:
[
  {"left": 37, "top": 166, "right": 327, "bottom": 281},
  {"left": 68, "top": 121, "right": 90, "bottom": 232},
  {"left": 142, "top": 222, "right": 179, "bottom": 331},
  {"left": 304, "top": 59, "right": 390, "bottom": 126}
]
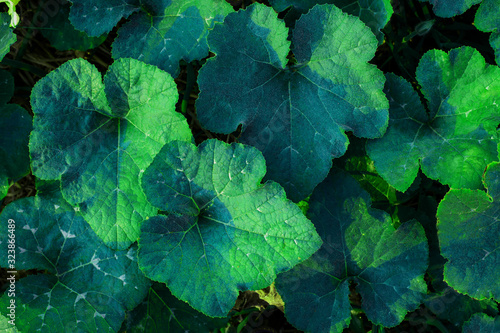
[
  {"left": 419, "top": 0, "right": 481, "bottom": 17},
  {"left": 474, "top": 0, "right": 500, "bottom": 66},
  {"left": 0, "top": 195, "right": 151, "bottom": 332},
  {"left": 463, "top": 313, "right": 500, "bottom": 332},
  {"left": 112, "top": 0, "right": 233, "bottom": 76},
  {"left": 139, "top": 139, "right": 322, "bottom": 317},
  {"left": 68, "top": 0, "right": 140, "bottom": 37},
  {"left": 436, "top": 162, "right": 500, "bottom": 301},
  {"left": 366, "top": 51, "right": 500, "bottom": 191},
  {"left": 0, "top": 70, "right": 32, "bottom": 201},
  {"left": 275, "top": 170, "right": 428, "bottom": 332},
  {"left": 0, "top": 13, "right": 16, "bottom": 61},
  {"left": 29, "top": 57, "right": 192, "bottom": 249},
  {"left": 69, "top": 0, "right": 233, "bottom": 76},
  {"left": 269, "top": 0, "right": 393, "bottom": 44},
  {"left": 196, "top": 3, "right": 388, "bottom": 202},
  {"left": 124, "top": 283, "right": 229, "bottom": 332},
  {"left": 40, "top": 0, "right": 107, "bottom": 51}
]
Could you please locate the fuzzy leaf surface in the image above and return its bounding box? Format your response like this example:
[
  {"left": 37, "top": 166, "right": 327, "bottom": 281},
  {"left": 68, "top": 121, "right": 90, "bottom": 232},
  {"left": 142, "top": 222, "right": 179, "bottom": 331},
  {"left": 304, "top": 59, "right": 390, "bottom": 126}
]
[
  {"left": 30, "top": 57, "right": 192, "bottom": 249},
  {"left": 196, "top": 3, "right": 388, "bottom": 202},
  {"left": 0, "top": 195, "right": 151, "bottom": 332},
  {"left": 436, "top": 162, "right": 500, "bottom": 301},
  {"left": 124, "top": 283, "right": 229, "bottom": 332},
  {"left": 275, "top": 170, "right": 428, "bottom": 332},
  {"left": 0, "top": 13, "right": 16, "bottom": 61},
  {"left": 139, "top": 139, "right": 322, "bottom": 317},
  {"left": 366, "top": 50, "right": 500, "bottom": 192}
]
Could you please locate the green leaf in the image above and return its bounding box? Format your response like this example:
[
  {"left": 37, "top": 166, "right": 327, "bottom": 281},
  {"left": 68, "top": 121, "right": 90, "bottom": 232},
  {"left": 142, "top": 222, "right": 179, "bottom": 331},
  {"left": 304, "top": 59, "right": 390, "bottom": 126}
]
[
  {"left": 269, "top": 0, "right": 393, "bottom": 44},
  {"left": 29, "top": 57, "right": 192, "bottom": 249},
  {"left": 68, "top": 0, "right": 140, "bottom": 37},
  {"left": 112, "top": 0, "right": 233, "bottom": 76},
  {"left": 463, "top": 313, "right": 500, "bottom": 333},
  {"left": 0, "top": 314, "right": 19, "bottom": 333},
  {"left": 138, "top": 139, "right": 322, "bottom": 317},
  {"left": 419, "top": 0, "right": 481, "bottom": 18},
  {"left": 436, "top": 162, "right": 500, "bottom": 301},
  {"left": 196, "top": 3, "right": 388, "bottom": 202},
  {"left": 69, "top": 0, "right": 233, "bottom": 76},
  {"left": 275, "top": 169, "right": 428, "bottom": 332},
  {"left": 124, "top": 283, "right": 229, "bottom": 332},
  {"left": 0, "top": 13, "right": 16, "bottom": 61},
  {"left": 40, "top": 0, "right": 107, "bottom": 51},
  {"left": 0, "top": 70, "right": 32, "bottom": 201},
  {"left": 0, "top": 195, "right": 151, "bottom": 332},
  {"left": 475, "top": 0, "right": 500, "bottom": 66},
  {"left": 366, "top": 50, "right": 500, "bottom": 192}
]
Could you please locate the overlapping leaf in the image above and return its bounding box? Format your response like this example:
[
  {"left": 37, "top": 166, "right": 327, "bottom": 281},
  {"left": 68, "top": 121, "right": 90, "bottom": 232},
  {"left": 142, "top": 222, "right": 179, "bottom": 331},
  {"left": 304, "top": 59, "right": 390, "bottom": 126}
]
[
  {"left": 475, "top": 0, "right": 500, "bottom": 65},
  {"left": 419, "top": 0, "right": 481, "bottom": 17},
  {"left": 0, "top": 194, "right": 151, "bottom": 332},
  {"left": 196, "top": 3, "right": 388, "bottom": 202},
  {"left": 366, "top": 49, "right": 500, "bottom": 192},
  {"left": 138, "top": 139, "right": 322, "bottom": 317},
  {"left": 123, "top": 283, "right": 228, "bottom": 332},
  {"left": 269, "top": 0, "right": 393, "bottom": 43},
  {"left": 275, "top": 170, "right": 428, "bottom": 332},
  {"left": 30, "top": 57, "right": 192, "bottom": 249},
  {"left": 40, "top": 0, "right": 107, "bottom": 51},
  {"left": 0, "top": 13, "right": 16, "bottom": 61},
  {"left": 69, "top": 0, "right": 233, "bottom": 76},
  {"left": 436, "top": 162, "right": 500, "bottom": 301},
  {"left": 0, "top": 70, "right": 32, "bottom": 200},
  {"left": 463, "top": 313, "right": 500, "bottom": 332}
]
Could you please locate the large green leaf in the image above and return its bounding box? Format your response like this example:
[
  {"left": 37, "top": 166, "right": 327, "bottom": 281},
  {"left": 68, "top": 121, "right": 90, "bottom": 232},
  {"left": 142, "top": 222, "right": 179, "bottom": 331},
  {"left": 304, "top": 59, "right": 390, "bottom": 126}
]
[
  {"left": 0, "top": 194, "right": 151, "bottom": 332},
  {"left": 29, "top": 57, "right": 192, "bottom": 249},
  {"left": 69, "top": 0, "right": 233, "bottom": 76},
  {"left": 123, "top": 283, "right": 229, "bottom": 332},
  {"left": 0, "top": 12, "right": 16, "bottom": 61},
  {"left": 366, "top": 50, "right": 500, "bottom": 192},
  {"left": 0, "top": 70, "right": 32, "bottom": 201},
  {"left": 463, "top": 313, "right": 500, "bottom": 333},
  {"left": 436, "top": 162, "right": 500, "bottom": 301},
  {"left": 269, "top": 0, "right": 393, "bottom": 44},
  {"left": 475, "top": 0, "right": 500, "bottom": 66},
  {"left": 419, "top": 0, "right": 481, "bottom": 17},
  {"left": 275, "top": 169, "right": 428, "bottom": 332},
  {"left": 40, "top": 0, "right": 107, "bottom": 51},
  {"left": 196, "top": 3, "right": 388, "bottom": 202},
  {"left": 138, "top": 139, "right": 322, "bottom": 317}
]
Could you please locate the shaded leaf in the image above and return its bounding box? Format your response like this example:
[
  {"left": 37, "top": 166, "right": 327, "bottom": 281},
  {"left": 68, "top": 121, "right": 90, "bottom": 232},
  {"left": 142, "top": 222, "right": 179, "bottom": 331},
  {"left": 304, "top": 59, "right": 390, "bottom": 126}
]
[
  {"left": 463, "top": 313, "right": 500, "bottom": 333},
  {"left": 0, "top": 70, "right": 32, "bottom": 201},
  {"left": 30, "top": 57, "right": 192, "bottom": 249},
  {"left": 40, "top": 0, "right": 107, "bottom": 51},
  {"left": 275, "top": 170, "right": 428, "bottom": 332},
  {"left": 69, "top": 0, "right": 233, "bottom": 76},
  {"left": 419, "top": 0, "right": 481, "bottom": 18},
  {"left": 474, "top": 0, "right": 500, "bottom": 66},
  {"left": 0, "top": 13, "right": 16, "bottom": 61},
  {"left": 196, "top": 3, "right": 388, "bottom": 202},
  {"left": 139, "top": 139, "right": 322, "bottom": 317},
  {"left": 123, "top": 283, "right": 229, "bottom": 332},
  {"left": 367, "top": 51, "right": 500, "bottom": 191},
  {"left": 0, "top": 195, "right": 151, "bottom": 332},
  {"left": 436, "top": 162, "right": 500, "bottom": 301}
]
